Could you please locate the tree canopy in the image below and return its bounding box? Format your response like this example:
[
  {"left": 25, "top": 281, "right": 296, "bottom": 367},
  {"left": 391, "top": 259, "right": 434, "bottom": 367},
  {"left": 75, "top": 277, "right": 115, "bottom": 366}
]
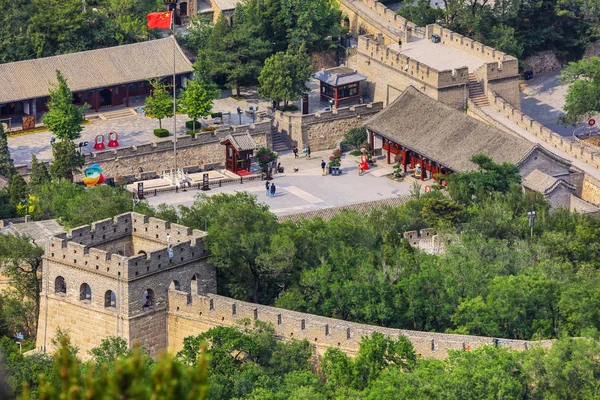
[{"left": 561, "top": 57, "right": 600, "bottom": 125}]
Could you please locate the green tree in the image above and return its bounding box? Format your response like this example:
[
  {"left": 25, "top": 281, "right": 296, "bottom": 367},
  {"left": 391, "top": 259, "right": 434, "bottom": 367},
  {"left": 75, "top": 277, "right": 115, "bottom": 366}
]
[
  {"left": 145, "top": 79, "right": 173, "bottom": 130},
  {"left": 41, "top": 70, "right": 87, "bottom": 140},
  {"left": 561, "top": 57, "right": 600, "bottom": 125},
  {"left": 28, "top": 154, "right": 51, "bottom": 189},
  {"left": 397, "top": 0, "right": 444, "bottom": 27},
  {"left": 420, "top": 197, "right": 464, "bottom": 227},
  {"left": 342, "top": 127, "right": 367, "bottom": 151},
  {"left": 48, "top": 139, "right": 84, "bottom": 181},
  {"left": 0, "top": 123, "right": 15, "bottom": 181},
  {"left": 256, "top": 147, "right": 278, "bottom": 174},
  {"left": 179, "top": 193, "right": 279, "bottom": 302},
  {"left": 0, "top": 233, "right": 44, "bottom": 337},
  {"left": 8, "top": 174, "right": 28, "bottom": 206},
  {"left": 258, "top": 45, "right": 312, "bottom": 107},
  {"left": 179, "top": 64, "right": 220, "bottom": 133}
]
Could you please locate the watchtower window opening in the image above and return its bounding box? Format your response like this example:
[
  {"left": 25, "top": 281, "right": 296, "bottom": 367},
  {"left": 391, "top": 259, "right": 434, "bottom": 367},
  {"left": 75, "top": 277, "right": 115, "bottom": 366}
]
[
  {"left": 104, "top": 290, "right": 116, "bottom": 308},
  {"left": 80, "top": 283, "right": 92, "bottom": 302},
  {"left": 55, "top": 276, "right": 66, "bottom": 294},
  {"left": 169, "top": 280, "right": 181, "bottom": 291},
  {"left": 142, "top": 289, "right": 154, "bottom": 309},
  {"left": 191, "top": 274, "right": 198, "bottom": 295}
]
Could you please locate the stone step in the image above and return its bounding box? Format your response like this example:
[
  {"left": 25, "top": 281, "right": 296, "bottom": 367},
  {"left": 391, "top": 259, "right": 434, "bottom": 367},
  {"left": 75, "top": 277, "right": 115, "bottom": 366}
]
[{"left": 99, "top": 108, "right": 137, "bottom": 121}]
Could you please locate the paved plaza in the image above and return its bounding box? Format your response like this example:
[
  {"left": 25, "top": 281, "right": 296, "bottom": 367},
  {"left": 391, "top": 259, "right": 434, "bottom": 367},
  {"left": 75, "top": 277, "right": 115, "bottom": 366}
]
[
  {"left": 520, "top": 71, "right": 589, "bottom": 138},
  {"left": 146, "top": 150, "right": 418, "bottom": 216},
  {"left": 7, "top": 88, "right": 271, "bottom": 166}
]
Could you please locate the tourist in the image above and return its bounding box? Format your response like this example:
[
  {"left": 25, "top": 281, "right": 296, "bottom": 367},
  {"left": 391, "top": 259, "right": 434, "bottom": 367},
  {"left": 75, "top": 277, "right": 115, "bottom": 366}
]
[
  {"left": 265, "top": 181, "right": 270, "bottom": 196},
  {"left": 277, "top": 162, "right": 282, "bottom": 173},
  {"left": 270, "top": 183, "right": 276, "bottom": 197},
  {"left": 293, "top": 146, "right": 298, "bottom": 158},
  {"left": 321, "top": 160, "right": 326, "bottom": 175},
  {"left": 358, "top": 163, "right": 363, "bottom": 176},
  {"left": 306, "top": 145, "right": 311, "bottom": 159}
]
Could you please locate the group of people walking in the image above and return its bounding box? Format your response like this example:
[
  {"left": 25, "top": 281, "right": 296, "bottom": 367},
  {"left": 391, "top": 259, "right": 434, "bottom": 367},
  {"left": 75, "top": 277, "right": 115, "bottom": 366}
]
[{"left": 265, "top": 181, "right": 277, "bottom": 197}]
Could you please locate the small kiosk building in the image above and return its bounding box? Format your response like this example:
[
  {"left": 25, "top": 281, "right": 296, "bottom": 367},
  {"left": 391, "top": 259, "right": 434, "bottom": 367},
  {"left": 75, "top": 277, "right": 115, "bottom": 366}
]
[
  {"left": 314, "top": 67, "right": 367, "bottom": 108},
  {"left": 220, "top": 133, "right": 257, "bottom": 175}
]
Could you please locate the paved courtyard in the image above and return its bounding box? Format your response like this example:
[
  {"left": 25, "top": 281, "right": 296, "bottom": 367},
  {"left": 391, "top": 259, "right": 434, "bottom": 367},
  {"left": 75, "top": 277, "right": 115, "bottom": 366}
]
[
  {"left": 7, "top": 88, "right": 271, "bottom": 166},
  {"left": 146, "top": 150, "right": 419, "bottom": 216}
]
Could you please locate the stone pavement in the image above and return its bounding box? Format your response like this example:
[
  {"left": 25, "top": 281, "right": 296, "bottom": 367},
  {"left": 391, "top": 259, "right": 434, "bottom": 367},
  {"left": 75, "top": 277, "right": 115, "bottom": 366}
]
[
  {"left": 146, "top": 150, "right": 418, "bottom": 216},
  {"left": 7, "top": 88, "right": 271, "bottom": 166},
  {"left": 520, "top": 71, "right": 593, "bottom": 138}
]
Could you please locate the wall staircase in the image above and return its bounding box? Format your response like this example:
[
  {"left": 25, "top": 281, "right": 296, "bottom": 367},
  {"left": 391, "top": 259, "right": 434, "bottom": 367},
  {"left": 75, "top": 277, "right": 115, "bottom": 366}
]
[
  {"left": 468, "top": 73, "right": 490, "bottom": 107},
  {"left": 98, "top": 108, "right": 138, "bottom": 121},
  {"left": 271, "top": 127, "right": 290, "bottom": 153}
]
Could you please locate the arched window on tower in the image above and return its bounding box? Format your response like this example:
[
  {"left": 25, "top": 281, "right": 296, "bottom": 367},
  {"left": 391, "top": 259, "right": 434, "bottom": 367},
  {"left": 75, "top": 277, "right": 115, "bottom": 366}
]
[
  {"left": 142, "top": 289, "right": 154, "bottom": 310},
  {"left": 169, "top": 281, "right": 181, "bottom": 291},
  {"left": 191, "top": 274, "right": 198, "bottom": 295},
  {"left": 80, "top": 283, "right": 92, "bottom": 302},
  {"left": 55, "top": 276, "right": 66, "bottom": 294},
  {"left": 104, "top": 290, "right": 116, "bottom": 308}
]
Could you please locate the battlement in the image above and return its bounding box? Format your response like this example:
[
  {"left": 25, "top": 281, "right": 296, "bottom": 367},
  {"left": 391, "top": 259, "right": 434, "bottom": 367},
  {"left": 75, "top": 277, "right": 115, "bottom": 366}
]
[
  {"left": 426, "top": 24, "right": 519, "bottom": 79},
  {"left": 358, "top": 35, "right": 469, "bottom": 88},
  {"left": 361, "top": 0, "right": 419, "bottom": 35},
  {"left": 296, "top": 102, "right": 384, "bottom": 126},
  {"left": 168, "top": 292, "right": 553, "bottom": 359},
  {"left": 45, "top": 213, "right": 208, "bottom": 281}
]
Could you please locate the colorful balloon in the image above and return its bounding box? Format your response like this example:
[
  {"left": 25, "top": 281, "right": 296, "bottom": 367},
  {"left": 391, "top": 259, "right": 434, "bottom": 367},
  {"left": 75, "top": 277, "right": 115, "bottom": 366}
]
[{"left": 83, "top": 164, "right": 106, "bottom": 188}]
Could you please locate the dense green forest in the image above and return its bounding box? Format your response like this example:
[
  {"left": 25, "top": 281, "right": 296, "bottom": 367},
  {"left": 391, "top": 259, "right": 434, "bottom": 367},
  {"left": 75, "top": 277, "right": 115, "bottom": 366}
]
[{"left": 3, "top": 323, "right": 600, "bottom": 399}]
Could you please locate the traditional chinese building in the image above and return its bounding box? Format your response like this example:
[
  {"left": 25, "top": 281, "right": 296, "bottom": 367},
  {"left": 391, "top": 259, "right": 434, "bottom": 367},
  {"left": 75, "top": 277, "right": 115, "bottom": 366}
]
[
  {"left": 364, "top": 86, "right": 573, "bottom": 184},
  {"left": 314, "top": 67, "right": 367, "bottom": 108},
  {"left": 220, "top": 133, "right": 257, "bottom": 176},
  {"left": 0, "top": 37, "right": 193, "bottom": 127}
]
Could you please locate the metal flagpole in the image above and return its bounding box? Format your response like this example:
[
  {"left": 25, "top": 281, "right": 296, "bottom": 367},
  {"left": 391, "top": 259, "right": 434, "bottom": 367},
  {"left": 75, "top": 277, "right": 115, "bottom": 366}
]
[{"left": 172, "top": 11, "right": 178, "bottom": 186}]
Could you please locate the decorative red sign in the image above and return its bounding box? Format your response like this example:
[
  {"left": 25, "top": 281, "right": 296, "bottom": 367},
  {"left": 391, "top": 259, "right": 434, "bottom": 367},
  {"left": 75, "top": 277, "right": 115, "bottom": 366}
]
[{"left": 589, "top": 119, "right": 596, "bottom": 126}]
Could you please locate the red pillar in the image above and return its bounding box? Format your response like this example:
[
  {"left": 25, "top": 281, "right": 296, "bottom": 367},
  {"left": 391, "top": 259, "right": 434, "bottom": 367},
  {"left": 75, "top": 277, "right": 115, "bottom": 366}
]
[
  {"left": 387, "top": 141, "right": 391, "bottom": 164},
  {"left": 334, "top": 87, "right": 338, "bottom": 108},
  {"left": 125, "top": 85, "right": 130, "bottom": 107},
  {"left": 420, "top": 159, "right": 426, "bottom": 181},
  {"left": 402, "top": 149, "right": 408, "bottom": 172}
]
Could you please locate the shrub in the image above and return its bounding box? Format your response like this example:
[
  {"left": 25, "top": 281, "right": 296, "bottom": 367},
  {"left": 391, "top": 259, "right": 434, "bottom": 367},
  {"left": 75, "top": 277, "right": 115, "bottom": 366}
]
[
  {"left": 185, "top": 120, "right": 198, "bottom": 129},
  {"left": 153, "top": 129, "right": 169, "bottom": 138},
  {"left": 349, "top": 149, "right": 362, "bottom": 156},
  {"left": 186, "top": 130, "right": 199, "bottom": 136}
]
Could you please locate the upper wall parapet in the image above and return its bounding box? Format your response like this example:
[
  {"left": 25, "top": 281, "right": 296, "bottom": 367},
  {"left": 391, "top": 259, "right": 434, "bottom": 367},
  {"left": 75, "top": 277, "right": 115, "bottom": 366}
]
[
  {"left": 45, "top": 213, "right": 208, "bottom": 281},
  {"left": 426, "top": 24, "right": 519, "bottom": 78},
  {"left": 276, "top": 102, "right": 384, "bottom": 127},
  {"left": 169, "top": 292, "right": 553, "bottom": 359},
  {"left": 358, "top": 35, "right": 469, "bottom": 88}
]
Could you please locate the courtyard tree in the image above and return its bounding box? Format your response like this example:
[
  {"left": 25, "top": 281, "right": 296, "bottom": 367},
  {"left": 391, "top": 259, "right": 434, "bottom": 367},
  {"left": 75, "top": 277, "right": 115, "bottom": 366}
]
[
  {"left": 342, "top": 127, "right": 367, "bottom": 151},
  {"left": 0, "top": 123, "right": 15, "bottom": 181},
  {"left": 179, "top": 62, "right": 220, "bottom": 133},
  {"left": 41, "top": 70, "right": 88, "bottom": 140},
  {"left": 258, "top": 45, "right": 312, "bottom": 107},
  {"left": 49, "top": 139, "right": 84, "bottom": 181},
  {"left": 145, "top": 79, "right": 173, "bottom": 131},
  {"left": 28, "top": 154, "right": 51, "bottom": 189},
  {"left": 8, "top": 174, "right": 28, "bottom": 206},
  {"left": 561, "top": 57, "right": 600, "bottom": 125}
]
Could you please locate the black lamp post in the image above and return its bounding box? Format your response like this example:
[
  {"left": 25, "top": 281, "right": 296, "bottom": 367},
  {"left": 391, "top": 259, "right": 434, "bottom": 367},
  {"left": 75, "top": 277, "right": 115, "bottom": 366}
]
[
  {"left": 237, "top": 107, "right": 242, "bottom": 125},
  {"left": 527, "top": 211, "right": 536, "bottom": 238},
  {"left": 78, "top": 141, "right": 89, "bottom": 154}
]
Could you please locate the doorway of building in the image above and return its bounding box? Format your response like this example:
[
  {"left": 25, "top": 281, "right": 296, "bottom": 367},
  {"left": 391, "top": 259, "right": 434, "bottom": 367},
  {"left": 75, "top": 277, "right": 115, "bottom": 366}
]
[{"left": 99, "top": 89, "right": 112, "bottom": 108}]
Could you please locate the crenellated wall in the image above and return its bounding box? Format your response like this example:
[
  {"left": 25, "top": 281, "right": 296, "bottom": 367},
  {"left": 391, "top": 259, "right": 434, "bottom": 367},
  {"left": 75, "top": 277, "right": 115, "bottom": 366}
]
[
  {"left": 274, "top": 102, "right": 383, "bottom": 151},
  {"left": 36, "top": 212, "right": 216, "bottom": 358},
  {"left": 167, "top": 292, "right": 553, "bottom": 359}
]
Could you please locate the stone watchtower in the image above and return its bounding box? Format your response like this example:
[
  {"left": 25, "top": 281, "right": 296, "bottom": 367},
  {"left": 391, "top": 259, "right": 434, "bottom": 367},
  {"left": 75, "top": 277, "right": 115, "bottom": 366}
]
[{"left": 36, "top": 212, "right": 216, "bottom": 357}]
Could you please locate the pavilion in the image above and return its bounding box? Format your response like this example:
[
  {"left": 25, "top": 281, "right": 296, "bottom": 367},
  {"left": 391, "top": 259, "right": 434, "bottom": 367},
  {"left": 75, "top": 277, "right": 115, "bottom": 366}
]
[
  {"left": 314, "top": 67, "right": 367, "bottom": 108},
  {"left": 220, "top": 133, "right": 257, "bottom": 176},
  {"left": 364, "top": 86, "right": 573, "bottom": 182},
  {"left": 0, "top": 37, "right": 193, "bottom": 127}
]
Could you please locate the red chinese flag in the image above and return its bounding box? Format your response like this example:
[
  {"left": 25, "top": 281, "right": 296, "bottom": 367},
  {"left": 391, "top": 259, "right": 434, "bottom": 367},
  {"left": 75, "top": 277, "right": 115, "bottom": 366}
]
[{"left": 147, "top": 12, "right": 172, "bottom": 29}]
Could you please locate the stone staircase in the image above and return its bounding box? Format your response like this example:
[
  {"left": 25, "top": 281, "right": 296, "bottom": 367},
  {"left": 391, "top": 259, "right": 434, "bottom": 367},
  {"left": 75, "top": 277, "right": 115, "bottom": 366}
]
[
  {"left": 99, "top": 108, "right": 138, "bottom": 121},
  {"left": 468, "top": 73, "right": 489, "bottom": 107},
  {"left": 271, "top": 128, "right": 290, "bottom": 153}
]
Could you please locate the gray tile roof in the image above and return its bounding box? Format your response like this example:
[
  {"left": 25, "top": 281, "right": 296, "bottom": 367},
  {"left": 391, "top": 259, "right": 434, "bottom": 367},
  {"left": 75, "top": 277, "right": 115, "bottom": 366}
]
[
  {"left": 213, "top": 0, "right": 242, "bottom": 11},
  {"left": 569, "top": 195, "right": 600, "bottom": 214},
  {"left": 0, "top": 219, "right": 65, "bottom": 248},
  {"left": 364, "top": 86, "right": 535, "bottom": 172},
  {"left": 314, "top": 67, "right": 367, "bottom": 86},
  {"left": 221, "top": 133, "right": 257, "bottom": 152},
  {"left": 0, "top": 36, "right": 193, "bottom": 103},
  {"left": 522, "top": 169, "right": 575, "bottom": 195},
  {"left": 277, "top": 195, "right": 410, "bottom": 222}
]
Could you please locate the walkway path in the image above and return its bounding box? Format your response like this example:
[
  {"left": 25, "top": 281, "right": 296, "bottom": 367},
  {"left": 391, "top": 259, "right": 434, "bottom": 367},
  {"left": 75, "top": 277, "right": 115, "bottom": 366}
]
[{"left": 480, "top": 106, "right": 600, "bottom": 180}]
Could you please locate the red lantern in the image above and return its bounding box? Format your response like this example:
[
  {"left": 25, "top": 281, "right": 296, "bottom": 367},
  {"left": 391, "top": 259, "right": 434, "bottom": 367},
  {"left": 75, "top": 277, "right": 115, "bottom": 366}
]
[{"left": 109, "top": 88, "right": 113, "bottom": 92}]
